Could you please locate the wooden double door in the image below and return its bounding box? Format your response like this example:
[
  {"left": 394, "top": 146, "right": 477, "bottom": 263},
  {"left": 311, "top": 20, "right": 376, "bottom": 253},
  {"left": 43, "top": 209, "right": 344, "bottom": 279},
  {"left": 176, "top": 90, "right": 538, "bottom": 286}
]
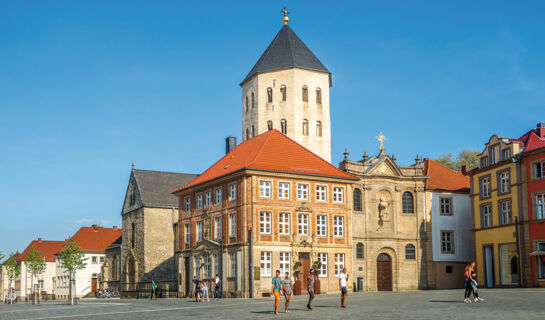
[{"left": 376, "top": 253, "right": 392, "bottom": 291}]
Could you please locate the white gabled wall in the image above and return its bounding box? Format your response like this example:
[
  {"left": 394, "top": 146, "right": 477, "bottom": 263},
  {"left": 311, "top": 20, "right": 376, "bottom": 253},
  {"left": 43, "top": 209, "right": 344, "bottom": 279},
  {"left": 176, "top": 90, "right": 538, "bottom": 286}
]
[{"left": 55, "top": 253, "right": 105, "bottom": 298}]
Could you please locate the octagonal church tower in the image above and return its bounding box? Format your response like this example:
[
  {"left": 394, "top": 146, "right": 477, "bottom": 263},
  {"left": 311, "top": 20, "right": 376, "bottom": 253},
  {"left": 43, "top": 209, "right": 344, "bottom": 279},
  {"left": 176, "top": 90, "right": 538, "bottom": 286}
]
[{"left": 240, "top": 17, "right": 332, "bottom": 162}]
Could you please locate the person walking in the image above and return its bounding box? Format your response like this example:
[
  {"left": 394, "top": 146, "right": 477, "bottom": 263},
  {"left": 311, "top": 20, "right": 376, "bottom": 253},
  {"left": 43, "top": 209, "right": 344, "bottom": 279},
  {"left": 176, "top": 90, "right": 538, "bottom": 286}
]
[
  {"left": 271, "top": 270, "right": 283, "bottom": 315},
  {"left": 463, "top": 264, "right": 473, "bottom": 303},
  {"left": 470, "top": 261, "right": 484, "bottom": 302},
  {"left": 150, "top": 280, "right": 157, "bottom": 300},
  {"left": 194, "top": 277, "right": 202, "bottom": 302},
  {"left": 282, "top": 272, "right": 292, "bottom": 313},
  {"left": 307, "top": 269, "right": 317, "bottom": 311},
  {"left": 339, "top": 267, "right": 349, "bottom": 308},
  {"left": 214, "top": 274, "right": 221, "bottom": 300}
]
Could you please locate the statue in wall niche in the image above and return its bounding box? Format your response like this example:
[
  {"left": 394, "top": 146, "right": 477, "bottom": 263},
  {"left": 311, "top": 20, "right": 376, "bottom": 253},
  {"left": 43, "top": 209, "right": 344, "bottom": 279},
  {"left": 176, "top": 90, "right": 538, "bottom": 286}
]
[
  {"left": 378, "top": 197, "right": 389, "bottom": 223},
  {"left": 311, "top": 234, "right": 317, "bottom": 244}
]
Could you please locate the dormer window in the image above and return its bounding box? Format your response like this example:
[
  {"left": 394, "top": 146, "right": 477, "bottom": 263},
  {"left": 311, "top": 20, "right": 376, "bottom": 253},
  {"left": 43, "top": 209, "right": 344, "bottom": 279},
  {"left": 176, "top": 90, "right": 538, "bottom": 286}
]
[
  {"left": 302, "top": 86, "right": 308, "bottom": 102},
  {"left": 267, "top": 87, "right": 273, "bottom": 103},
  {"left": 502, "top": 149, "right": 511, "bottom": 161},
  {"left": 480, "top": 157, "right": 488, "bottom": 168}
]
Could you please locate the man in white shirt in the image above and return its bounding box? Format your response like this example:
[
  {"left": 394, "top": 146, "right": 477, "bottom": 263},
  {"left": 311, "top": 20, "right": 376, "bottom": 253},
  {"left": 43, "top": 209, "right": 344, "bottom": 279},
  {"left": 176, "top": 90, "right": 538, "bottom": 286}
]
[
  {"left": 339, "top": 267, "right": 349, "bottom": 308},
  {"left": 214, "top": 274, "right": 221, "bottom": 300}
]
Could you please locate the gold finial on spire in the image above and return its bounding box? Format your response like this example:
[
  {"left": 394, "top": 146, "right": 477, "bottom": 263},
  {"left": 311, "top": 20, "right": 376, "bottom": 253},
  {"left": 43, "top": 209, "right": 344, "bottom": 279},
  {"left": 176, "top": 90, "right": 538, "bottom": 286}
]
[
  {"left": 375, "top": 132, "right": 388, "bottom": 151},
  {"left": 281, "top": 7, "right": 289, "bottom": 24}
]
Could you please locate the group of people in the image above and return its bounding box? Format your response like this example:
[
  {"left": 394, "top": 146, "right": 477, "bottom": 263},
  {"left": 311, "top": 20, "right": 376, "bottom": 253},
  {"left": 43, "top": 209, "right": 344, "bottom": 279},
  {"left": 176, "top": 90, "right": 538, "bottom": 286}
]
[
  {"left": 194, "top": 274, "right": 221, "bottom": 302},
  {"left": 464, "top": 261, "right": 485, "bottom": 303},
  {"left": 271, "top": 267, "right": 349, "bottom": 315}
]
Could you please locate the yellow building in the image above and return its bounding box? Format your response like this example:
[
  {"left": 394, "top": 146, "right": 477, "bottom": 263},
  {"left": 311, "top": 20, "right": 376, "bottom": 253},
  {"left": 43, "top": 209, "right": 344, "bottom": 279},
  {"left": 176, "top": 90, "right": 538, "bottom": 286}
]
[{"left": 470, "top": 135, "right": 522, "bottom": 287}]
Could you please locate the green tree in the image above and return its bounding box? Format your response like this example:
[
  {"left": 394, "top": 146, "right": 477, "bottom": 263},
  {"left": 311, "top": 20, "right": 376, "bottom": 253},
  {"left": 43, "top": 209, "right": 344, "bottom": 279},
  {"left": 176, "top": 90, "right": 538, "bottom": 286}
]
[
  {"left": 25, "top": 246, "right": 46, "bottom": 304},
  {"left": 435, "top": 150, "right": 480, "bottom": 170},
  {"left": 435, "top": 152, "right": 456, "bottom": 170},
  {"left": 5, "top": 253, "right": 21, "bottom": 304},
  {"left": 58, "top": 239, "right": 87, "bottom": 305},
  {"left": 0, "top": 251, "right": 4, "bottom": 262}
]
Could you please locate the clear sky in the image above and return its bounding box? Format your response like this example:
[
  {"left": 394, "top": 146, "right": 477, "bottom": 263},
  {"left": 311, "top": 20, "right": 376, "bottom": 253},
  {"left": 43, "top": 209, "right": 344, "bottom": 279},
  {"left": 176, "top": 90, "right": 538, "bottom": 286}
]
[{"left": 1, "top": 1, "right": 544, "bottom": 256}]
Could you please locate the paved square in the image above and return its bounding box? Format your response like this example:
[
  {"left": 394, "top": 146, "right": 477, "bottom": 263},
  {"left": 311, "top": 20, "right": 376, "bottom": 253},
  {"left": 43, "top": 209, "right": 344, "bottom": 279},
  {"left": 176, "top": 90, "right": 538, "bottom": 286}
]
[{"left": 1, "top": 289, "right": 544, "bottom": 320}]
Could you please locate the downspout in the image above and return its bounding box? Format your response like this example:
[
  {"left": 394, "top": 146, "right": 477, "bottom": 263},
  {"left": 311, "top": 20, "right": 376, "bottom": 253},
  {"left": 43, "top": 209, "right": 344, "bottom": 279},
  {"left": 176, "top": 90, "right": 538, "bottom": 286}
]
[
  {"left": 515, "top": 217, "right": 522, "bottom": 288},
  {"left": 515, "top": 156, "right": 526, "bottom": 287},
  {"left": 249, "top": 176, "right": 254, "bottom": 298}
]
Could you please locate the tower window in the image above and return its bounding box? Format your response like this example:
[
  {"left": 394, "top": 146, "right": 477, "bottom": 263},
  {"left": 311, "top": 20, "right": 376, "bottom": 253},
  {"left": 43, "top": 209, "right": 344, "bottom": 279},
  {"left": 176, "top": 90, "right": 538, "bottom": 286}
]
[
  {"left": 302, "top": 86, "right": 308, "bottom": 102},
  {"left": 316, "top": 121, "right": 322, "bottom": 137},
  {"left": 316, "top": 88, "right": 322, "bottom": 104},
  {"left": 267, "top": 121, "right": 273, "bottom": 131},
  {"left": 251, "top": 92, "right": 255, "bottom": 109},
  {"left": 267, "top": 87, "right": 272, "bottom": 103},
  {"left": 280, "top": 85, "right": 286, "bottom": 101},
  {"left": 246, "top": 128, "right": 250, "bottom": 140},
  {"left": 281, "top": 119, "right": 287, "bottom": 134},
  {"left": 252, "top": 125, "right": 256, "bottom": 137},
  {"left": 245, "top": 96, "right": 249, "bottom": 112},
  {"left": 302, "top": 119, "right": 309, "bottom": 135}
]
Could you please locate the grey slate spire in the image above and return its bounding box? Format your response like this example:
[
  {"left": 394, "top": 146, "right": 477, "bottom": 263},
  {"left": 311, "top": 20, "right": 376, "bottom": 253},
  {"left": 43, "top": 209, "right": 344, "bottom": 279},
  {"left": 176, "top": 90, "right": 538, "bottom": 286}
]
[{"left": 241, "top": 25, "right": 330, "bottom": 86}]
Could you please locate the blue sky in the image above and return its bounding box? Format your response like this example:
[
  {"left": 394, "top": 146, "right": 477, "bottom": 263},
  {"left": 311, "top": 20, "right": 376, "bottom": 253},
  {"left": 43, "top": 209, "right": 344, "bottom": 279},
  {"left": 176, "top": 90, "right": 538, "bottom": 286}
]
[{"left": 1, "top": 1, "right": 544, "bottom": 256}]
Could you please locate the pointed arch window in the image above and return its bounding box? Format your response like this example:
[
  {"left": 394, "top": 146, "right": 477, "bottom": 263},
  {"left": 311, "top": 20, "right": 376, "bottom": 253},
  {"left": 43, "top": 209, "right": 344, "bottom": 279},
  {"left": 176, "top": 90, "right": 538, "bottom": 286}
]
[
  {"left": 280, "top": 85, "right": 286, "bottom": 101},
  {"left": 267, "top": 121, "right": 273, "bottom": 131},
  {"left": 302, "top": 119, "right": 309, "bottom": 135},
  {"left": 245, "top": 96, "right": 249, "bottom": 112},
  {"left": 281, "top": 119, "right": 287, "bottom": 134},
  {"left": 353, "top": 188, "right": 362, "bottom": 211},
  {"left": 302, "top": 86, "right": 308, "bottom": 102},
  {"left": 267, "top": 87, "right": 273, "bottom": 103},
  {"left": 316, "top": 121, "right": 322, "bottom": 137},
  {"left": 402, "top": 192, "right": 414, "bottom": 213},
  {"left": 251, "top": 92, "right": 255, "bottom": 109},
  {"left": 252, "top": 125, "right": 256, "bottom": 138}
]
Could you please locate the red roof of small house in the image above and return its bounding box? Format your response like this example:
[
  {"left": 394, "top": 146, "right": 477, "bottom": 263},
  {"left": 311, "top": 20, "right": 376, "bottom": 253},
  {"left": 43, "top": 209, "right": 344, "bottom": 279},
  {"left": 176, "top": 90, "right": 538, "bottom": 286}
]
[
  {"left": 17, "top": 240, "right": 67, "bottom": 262},
  {"left": 423, "top": 158, "right": 470, "bottom": 192},
  {"left": 174, "top": 130, "right": 358, "bottom": 192},
  {"left": 68, "top": 226, "right": 123, "bottom": 254},
  {"left": 2, "top": 252, "right": 20, "bottom": 265}
]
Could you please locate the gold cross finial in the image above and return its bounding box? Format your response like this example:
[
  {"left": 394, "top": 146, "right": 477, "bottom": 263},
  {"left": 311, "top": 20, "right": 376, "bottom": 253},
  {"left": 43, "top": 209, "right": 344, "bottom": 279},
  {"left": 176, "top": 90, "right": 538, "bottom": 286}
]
[
  {"left": 375, "top": 132, "right": 388, "bottom": 151},
  {"left": 282, "top": 7, "right": 289, "bottom": 24}
]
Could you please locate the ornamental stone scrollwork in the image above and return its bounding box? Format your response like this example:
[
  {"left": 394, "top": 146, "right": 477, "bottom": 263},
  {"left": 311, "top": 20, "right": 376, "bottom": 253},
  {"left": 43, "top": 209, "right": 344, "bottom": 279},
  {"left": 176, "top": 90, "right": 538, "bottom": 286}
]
[{"left": 395, "top": 186, "right": 403, "bottom": 192}]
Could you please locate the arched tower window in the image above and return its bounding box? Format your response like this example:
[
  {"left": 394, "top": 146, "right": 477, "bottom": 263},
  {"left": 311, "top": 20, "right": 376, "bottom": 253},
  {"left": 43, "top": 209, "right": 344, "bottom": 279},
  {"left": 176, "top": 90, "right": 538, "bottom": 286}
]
[
  {"left": 267, "top": 87, "right": 273, "bottom": 103},
  {"left": 316, "top": 88, "right": 322, "bottom": 104},
  {"left": 131, "top": 222, "right": 135, "bottom": 249},
  {"left": 280, "top": 85, "right": 286, "bottom": 101},
  {"left": 251, "top": 92, "right": 255, "bottom": 109},
  {"left": 252, "top": 125, "right": 255, "bottom": 138},
  {"left": 405, "top": 244, "right": 416, "bottom": 259},
  {"left": 402, "top": 192, "right": 414, "bottom": 213},
  {"left": 245, "top": 96, "right": 249, "bottom": 112},
  {"left": 267, "top": 121, "right": 273, "bottom": 131},
  {"left": 302, "top": 119, "right": 309, "bottom": 135},
  {"left": 281, "top": 119, "right": 287, "bottom": 134},
  {"left": 316, "top": 121, "right": 322, "bottom": 137},
  {"left": 246, "top": 128, "right": 250, "bottom": 140},
  {"left": 353, "top": 188, "right": 362, "bottom": 211},
  {"left": 302, "top": 86, "right": 308, "bottom": 102},
  {"left": 356, "top": 243, "right": 364, "bottom": 259}
]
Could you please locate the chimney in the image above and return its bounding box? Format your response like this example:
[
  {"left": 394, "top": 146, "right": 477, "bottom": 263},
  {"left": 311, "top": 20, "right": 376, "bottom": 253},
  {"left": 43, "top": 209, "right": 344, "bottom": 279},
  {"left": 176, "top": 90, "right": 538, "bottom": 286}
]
[
  {"left": 38, "top": 238, "right": 42, "bottom": 242},
  {"left": 461, "top": 165, "right": 469, "bottom": 174},
  {"left": 225, "top": 136, "right": 237, "bottom": 154},
  {"left": 113, "top": 226, "right": 118, "bottom": 230},
  {"left": 92, "top": 224, "right": 98, "bottom": 230},
  {"left": 536, "top": 122, "right": 545, "bottom": 138}
]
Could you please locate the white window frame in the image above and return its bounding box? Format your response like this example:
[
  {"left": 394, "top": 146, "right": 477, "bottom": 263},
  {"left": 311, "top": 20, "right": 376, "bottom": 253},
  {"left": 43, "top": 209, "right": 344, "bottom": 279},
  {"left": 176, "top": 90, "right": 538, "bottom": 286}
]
[
  {"left": 279, "top": 252, "right": 290, "bottom": 275},
  {"left": 536, "top": 193, "right": 545, "bottom": 220},
  {"left": 481, "top": 177, "right": 490, "bottom": 197},
  {"left": 440, "top": 197, "right": 452, "bottom": 215},
  {"left": 441, "top": 231, "right": 454, "bottom": 253},
  {"left": 229, "top": 184, "right": 237, "bottom": 201},
  {"left": 205, "top": 191, "right": 212, "bottom": 207},
  {"left": 185, "top": 223, "right": 190, "bottom": 244},
  {"left": 260, "top": 251, "right": 272, "bottom": 277},
  {"left": 215, "top": 216, "right": 222, "bottom": 239},
  {"left": 298, "top": 214, "right": 309, "bottom": 235},
  {"left": 482, "top": 205, "right": 492, "bottom": 228},
  {"left": 500, "top": 172, "right": 510, "bottom": 193},
  {"left": 259, "top": 180, "right": 271, "bottom": 198},
  {"left": 333, "top": 187, "right": 344, "bottom": 203},
  {"left": 196, "top": 221, "right": 203, "bottom": 241},
  {"left": 334, "top": 253, "right": 345, "bottom": 277},
  {"left": 297, "top": 184, "right": 309, "bottom": 200},
  {"left": 499, "top": 200, "right": 512, "bottom": 225},
  {"left": 229, "top": 213, "right": 237, "bottom": 237},
  {"left": 230, "top": 252, "right": 237, "bottom": 278},
  {"left": 184, "top": 197, "right": 191, "bottom": 212},
  {"left": 316, "top": 185, "right": 327, "bottom": 202},
  {"left": 278, "top": 182, "right": 290, "bottom": 200},
  {"left": 259, "top": 211, "right": 272, "bottom": 234},
  {"left": 316, "top": 214, "right": 327, "bottom": 237},
  {"left": 334, "top": 216, "right": 345, "bottom": 237},
  {"left": 215, "top": 188, "right": 222, "bottom": 205},
  {"left": 318, "top": 253, "right": 328, "bottom": 277},
  {"left": 204, "top": 254, "right": 211, "bottom": 279},
  {"left": 197, "top": 193, "right": 203, "bottom": 209},
  {"left": 279, "top": 212, "right": 290, "bottom": 235}
]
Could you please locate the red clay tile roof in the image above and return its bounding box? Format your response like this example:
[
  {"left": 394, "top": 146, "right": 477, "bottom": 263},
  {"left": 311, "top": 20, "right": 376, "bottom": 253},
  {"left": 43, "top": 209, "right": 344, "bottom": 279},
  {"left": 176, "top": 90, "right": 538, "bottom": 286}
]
[
  {"left": 2, "top": 252, "right": 20, "bottom": 265},
  {"left": 522, "top": 131, "right": 545, "bottom": 153},
  {"left": 69, "top": 226, "right": 123, "bottom": 254},
  {"left": 174, "top": 130, "right": 358, "bottom": 192},
  {"left": 17, "top": 240, "right": 67, "bottom": 262},
  {"left": 423, "top": 158, "right": 470, "bottom": 192}
]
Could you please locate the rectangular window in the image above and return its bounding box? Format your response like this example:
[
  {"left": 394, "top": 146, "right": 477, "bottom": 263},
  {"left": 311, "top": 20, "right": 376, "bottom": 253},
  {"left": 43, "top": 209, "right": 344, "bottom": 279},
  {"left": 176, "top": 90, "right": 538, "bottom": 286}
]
[
  {"left": 279, "top": 252, "right": 290, "bottom": 275},
  {"left": 185, "top": 223, "right": 190, "bottom": 244},
  {"left": 334, "top": 253, "right": 345, "bottom": 277},
  {"left": 441, "top": 231, "right": 454, "bottom": 253},
  {"left": 259, "top": 211, "right": 271, "bottom": 234},
  {"left": 490, "top": 146, "right": 497, "bottom": 165},
  {"left": 334, "top": 216, "right": 345, "bottom": 237},
  {"left": 536, "top": 194, "right": 545, "bottom": 220},
  {"left": 480, "top": 177, "right": 490, "bottom": 198},
  {"left": 499, "top": 200, "right": 512, "bottom": 225},
  {"left": 230, "top": 252, "right": 237, "bottom": 278},
  {"left": 184, "top": 197, "right": 191, "bottom": 212},
  {"left": 298, "top": 214, "right": 309, "bottom": 235},
  {"left": 230, "top": 213, "right": 237, "bottom": 237},
  {"left": 480, "top": 157, "right": 488, "bottom": 168},
  {"left": 297, "top": 184, "right": 309, "bottom": 200},
  {"left": 535, "top": 162, "right": 544, "bottom": 179},
  {"left": 316, "top": 215, "right": 327, "bottom": 236},
  {"left": 100, "top": 256, "right": 105, "bottom": 263},
  {"left": 205, "top": 191, "right": 212, "bottom": 207},
  {"left": 215, "top": 188, "right": 222, "bottom": 204},
  {"left": 197, "top": 194, "right": 203, "bottom": 209},
  {"left": 38, "top": 280, "right": 44, "bottom": 289},
  {"left": 279, "top": 212, "right": 290, "bottom": 235},
  {"left": 214, "top": 254, "right": 219, "bottom": 276},
  {"left": 259, "top": 181, "right": 271, "bottom": 198},
  {"left": 502, "top": 149, "right": 510, "bottom": 161},
  {"left": 440, "top": 197, "right": 452, "bottom": 215},
  {"left": 91, "top": 256, "right": 97, "bottom": 264},
  {"left": 538, "top": 242, "right": 545, "bottom": 279},
  {"left": 204, "top": 255, "right": 211, "bottom": 279},
  {"left": 260, "top": 251, "right": 271, "bottom": 277},
  {"left": 499, "top": 171, "right": 510, "bottom": 194},
  {"left": 215, "top": 216, "right": 222, "bottom": 239},
  {"left": 196, "top": 221, "right": 203, "bottom": 241},
  {"left": 333, "top": 187, "right": 344, "bottom": 203},
  {"left": 316, "top": 185, "right": 327, "bottom": 202},
  {"left": 278, "top": 182, "right": 290, "bottom": 199},
  {"left": 481, "top": 205, "right": 492, "bottom": 228},
  {"left": 229, "top": 184, "right": 237, "bottom": 201},
  {"left": 318, "top": 253, "right": 328, "bottom": 277}
]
